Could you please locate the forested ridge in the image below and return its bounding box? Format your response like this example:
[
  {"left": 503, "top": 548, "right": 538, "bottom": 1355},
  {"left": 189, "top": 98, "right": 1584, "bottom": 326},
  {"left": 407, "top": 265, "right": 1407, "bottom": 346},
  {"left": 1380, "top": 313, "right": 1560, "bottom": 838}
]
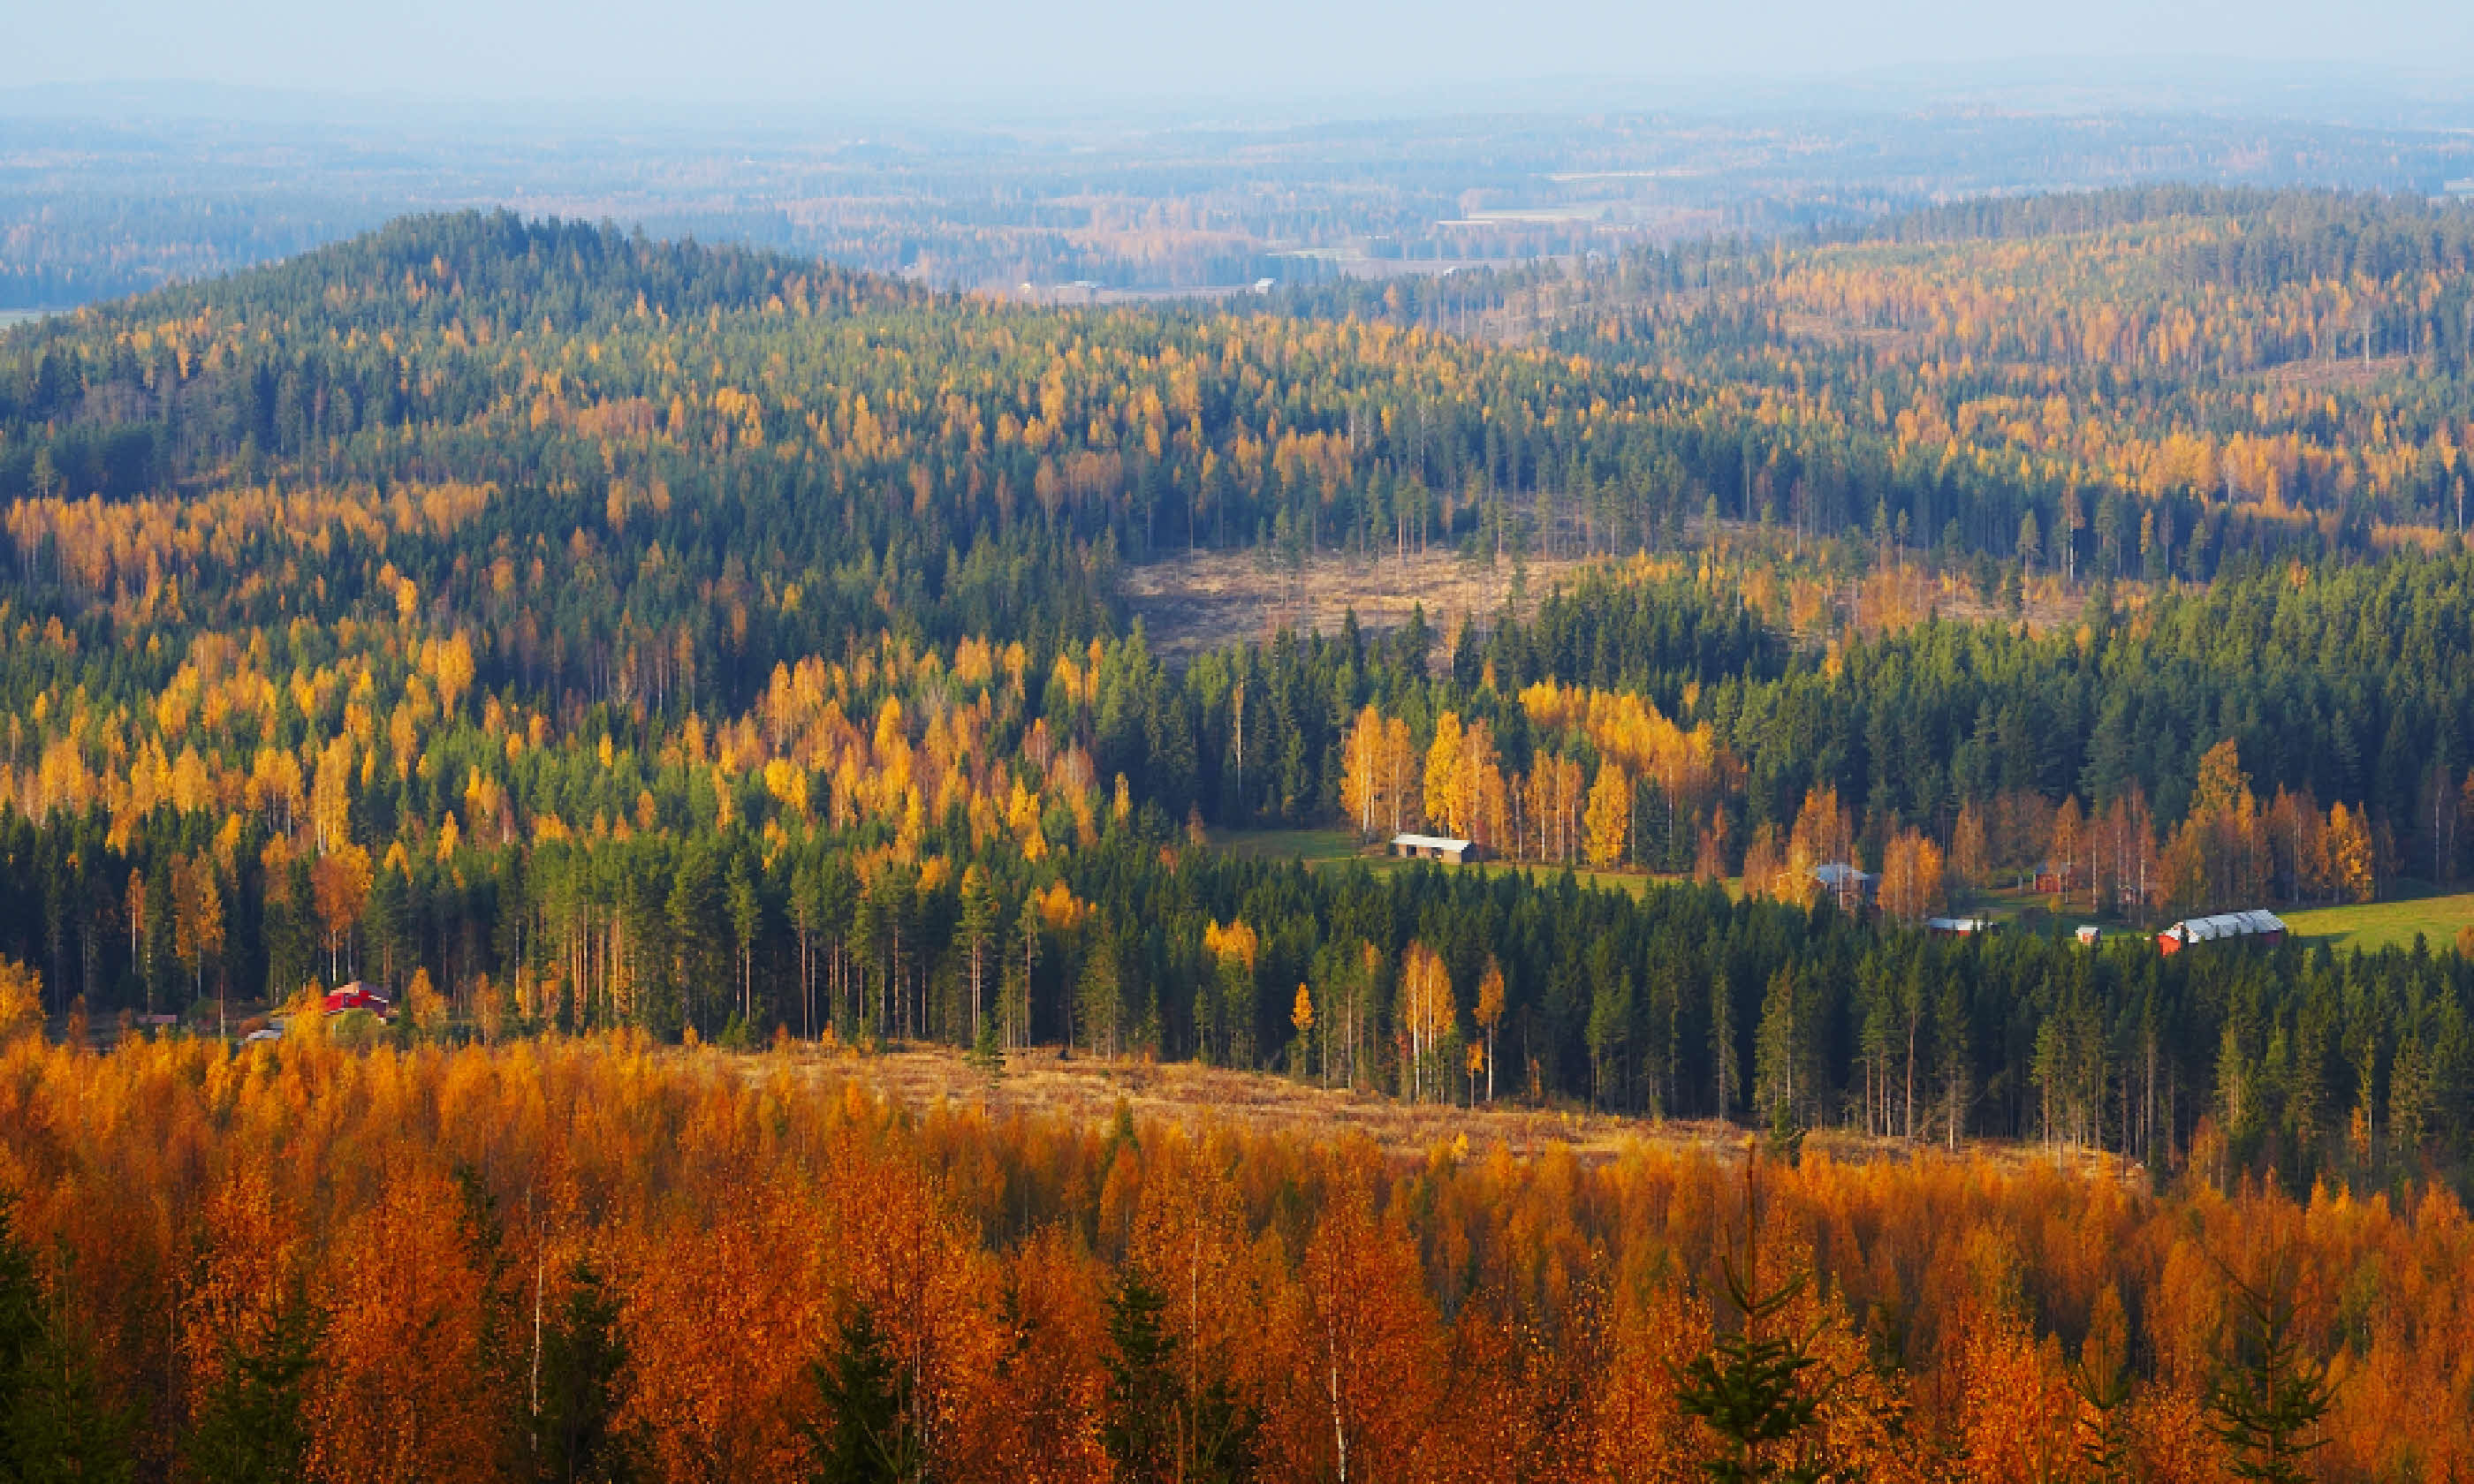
[{"left": 1287, "top": 186, "right": 2474, "bottom": 570}]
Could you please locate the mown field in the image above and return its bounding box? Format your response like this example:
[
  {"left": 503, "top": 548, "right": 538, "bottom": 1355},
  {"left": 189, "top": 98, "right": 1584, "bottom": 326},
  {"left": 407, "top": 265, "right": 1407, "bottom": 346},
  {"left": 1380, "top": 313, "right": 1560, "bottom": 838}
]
[
  {"left": 2283, "top": 890, "right": 2474, "bottom": 954},
  {"left": 1210, "top": 826, "right": 1695, "bottom": 898}
]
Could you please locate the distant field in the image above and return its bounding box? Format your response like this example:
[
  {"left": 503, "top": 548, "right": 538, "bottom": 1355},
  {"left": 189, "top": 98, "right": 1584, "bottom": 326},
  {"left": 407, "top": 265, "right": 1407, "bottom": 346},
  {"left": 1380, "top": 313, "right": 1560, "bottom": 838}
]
[
  {"left": 1210, "top": 826, "right": 1713, "bottom": 899},
  {"left": 1210, "top": 827, "right": 1368, "bottom": 864},
  {"left": 2282, "top": 892, "right": 2474, "bottom": 954}
]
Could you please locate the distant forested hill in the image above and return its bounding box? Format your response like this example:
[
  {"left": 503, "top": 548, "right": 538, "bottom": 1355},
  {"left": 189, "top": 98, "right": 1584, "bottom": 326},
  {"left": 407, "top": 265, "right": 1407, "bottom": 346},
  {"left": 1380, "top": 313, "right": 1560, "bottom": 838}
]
[{"left": 1283, "top": 186, "right": 2474, "bottom": 571}]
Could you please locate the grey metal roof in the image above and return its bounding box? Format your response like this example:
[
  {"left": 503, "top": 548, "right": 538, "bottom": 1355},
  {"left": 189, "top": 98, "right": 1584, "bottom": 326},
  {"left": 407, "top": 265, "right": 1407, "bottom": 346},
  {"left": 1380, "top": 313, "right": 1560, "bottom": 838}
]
[{"left": 2165, "top": 909, "right": 2288, "bottom": 943}]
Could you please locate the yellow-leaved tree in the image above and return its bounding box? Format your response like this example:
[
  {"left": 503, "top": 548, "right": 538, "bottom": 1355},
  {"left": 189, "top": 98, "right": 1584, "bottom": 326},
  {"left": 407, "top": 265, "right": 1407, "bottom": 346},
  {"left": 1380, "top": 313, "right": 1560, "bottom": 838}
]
[
  {"left": 1878, "top": 829, "right": 1947, "bottom": 923},
  {"left": 1423, "top": 712, "right": 1466, "bottom": 836},
  {"left": 1400, "top": 942, "right": 1454, "bottom": 1103},
  {"left": 1474, "top": 955, "right": 1506, "bottom": 1102},
  {"left": 1291, "top": 982, "right": 1316, "bottom": 1079},
  {"left": 406, "top": 968, "right": 448, "bottom": 1036},
  {"left": 1585, "top": 761, "right": 1631, "bottom": 870},
  {"left": 0, "top": 956, "right": 41, "bottom": 1041},
  {"left": 1339, "top": 703, "right": 1385, "bottom": 839},
  {"left": 2327, "top": 800, "right": 2376, "bottom": 904}
]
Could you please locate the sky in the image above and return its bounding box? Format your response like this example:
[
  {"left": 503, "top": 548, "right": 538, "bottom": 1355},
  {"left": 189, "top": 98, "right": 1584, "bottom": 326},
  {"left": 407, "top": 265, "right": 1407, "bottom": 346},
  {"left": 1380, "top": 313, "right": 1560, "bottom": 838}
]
[{"left": 10, "top": 0, "right": 2474, "bottom": 116}]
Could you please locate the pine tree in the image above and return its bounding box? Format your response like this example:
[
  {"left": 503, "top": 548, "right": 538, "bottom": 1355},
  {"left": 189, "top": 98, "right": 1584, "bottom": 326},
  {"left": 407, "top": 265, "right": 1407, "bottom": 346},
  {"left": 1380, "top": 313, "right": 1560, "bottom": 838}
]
[
  {"left": 1078, "top": 932, "right": 1125, "bottom": 1059},
  {"left": 1754, "top": 966, "right": 1809, "bottom": 1136},
  {"left": 955, "top": 867, "right": 996, "bottom": 1049},
  {"left": 726, "top": 856, "right": 760, "bottom": 1034}
]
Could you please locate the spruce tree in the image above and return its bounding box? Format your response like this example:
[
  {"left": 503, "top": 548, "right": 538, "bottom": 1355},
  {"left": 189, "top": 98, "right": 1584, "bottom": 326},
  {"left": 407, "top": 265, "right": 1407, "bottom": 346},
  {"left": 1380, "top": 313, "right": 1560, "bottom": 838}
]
[
  {"left": 1100, "top": 1268, "right": 1180, "bottom": 1481},
  {"left": 0, "top": 1193, "right": 133, "bottom": 1484},
  {"left": 529, "top": 1261, "right": 633, "bottom": 1484},
  {"left": 1671, "top": 1154, "right": 1840, "bottom": 1484},
  {"left": 181, "top": 1283, "right": 321, "bottom": 1484},
  {"left": 804, "top": 1306, "right": 922, "bottom": 1484},
  {"left": 2206, "top": 1253, "right": 2334, "bottom": 1484},
  {"left": 1100, "top": 1267, "right": 1254, "bottom": 1484}
]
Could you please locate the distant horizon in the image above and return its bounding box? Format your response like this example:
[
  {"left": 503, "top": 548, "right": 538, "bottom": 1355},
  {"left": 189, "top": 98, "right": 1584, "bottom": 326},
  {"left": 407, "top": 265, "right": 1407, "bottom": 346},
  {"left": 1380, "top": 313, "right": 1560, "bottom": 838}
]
[{"left": 7, "top": 43, "right": 2474, "bottom": 133}]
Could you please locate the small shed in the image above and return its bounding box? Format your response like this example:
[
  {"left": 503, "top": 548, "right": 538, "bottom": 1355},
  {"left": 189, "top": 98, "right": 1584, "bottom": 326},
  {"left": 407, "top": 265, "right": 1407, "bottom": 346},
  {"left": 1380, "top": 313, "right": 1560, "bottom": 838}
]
[
  {"left": 1390, "top": 833, "right": 1475, "bottom": 864},
  {"left": 1811, "top": 862, "right": 1878, "bottom": 908},
  {"left": 1923, "top": 916, "right": 1995, "bottom": 935},
  {"left": 2157, "top": 909, "right": 2287, "bottom": 955}
]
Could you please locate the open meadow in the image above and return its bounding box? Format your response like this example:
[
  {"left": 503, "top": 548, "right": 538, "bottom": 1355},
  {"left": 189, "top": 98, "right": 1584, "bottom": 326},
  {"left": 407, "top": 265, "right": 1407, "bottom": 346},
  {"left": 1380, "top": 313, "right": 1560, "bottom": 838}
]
[
  {"left": 2282, "top": 890, "right": 2474, "bottom": 954},
  {"left": 1211, "top": 825, "right": 1701, "bottom": 898}
]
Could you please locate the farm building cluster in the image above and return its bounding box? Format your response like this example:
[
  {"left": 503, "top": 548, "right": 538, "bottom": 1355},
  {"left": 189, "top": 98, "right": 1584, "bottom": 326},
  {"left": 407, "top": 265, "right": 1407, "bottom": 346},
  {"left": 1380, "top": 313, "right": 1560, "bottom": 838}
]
[
  {"left": 2156, "top": 910, "right": 2287, "bottom": 953},
  {"left": 1383, "top": 838, "right": 2291, "bottom": 955}
]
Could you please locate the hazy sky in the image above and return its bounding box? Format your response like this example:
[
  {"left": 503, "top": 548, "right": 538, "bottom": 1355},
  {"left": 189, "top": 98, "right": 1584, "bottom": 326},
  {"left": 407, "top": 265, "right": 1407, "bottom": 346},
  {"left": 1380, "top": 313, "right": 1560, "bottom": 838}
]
[{"left": 11, "top": 0, "right": 2474, "bottom": 111}]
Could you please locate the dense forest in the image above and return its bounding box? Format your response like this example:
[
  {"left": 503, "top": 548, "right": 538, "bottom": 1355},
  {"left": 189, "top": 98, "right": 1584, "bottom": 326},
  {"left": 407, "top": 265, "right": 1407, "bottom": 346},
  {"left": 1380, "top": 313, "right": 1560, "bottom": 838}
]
[
  {"left": 4, "top": 1030, "right": 2472, "bottom": 1482},
  {"left": 1286, "top": 186, "right": 2474, "bottom": 564},
  {"left": 1, "top": 209, "right": 2473, "bottom": 1182}
]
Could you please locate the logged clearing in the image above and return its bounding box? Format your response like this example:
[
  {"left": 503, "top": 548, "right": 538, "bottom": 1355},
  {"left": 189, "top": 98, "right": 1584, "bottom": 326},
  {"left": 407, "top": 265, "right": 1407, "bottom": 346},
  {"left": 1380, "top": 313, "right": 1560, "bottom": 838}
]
[
  {"left": 820, "top": 1044, "right": 1660, "bottom": 1162},
  {"left": 777, "top": 1039, "right": 2147, "bottom": 1177},
  {"left": 1120, "top": 547, "right": 1611, "bottom": 660},
  {"left": 1122, "top": 541, "right": 2119, "bottom": 664},
  {"left": 780, "top": 1042, "right": 2136, "bottom": 1181},
  {"left": 2262, "top": 352, "right": 2415, "bottom": 393}
]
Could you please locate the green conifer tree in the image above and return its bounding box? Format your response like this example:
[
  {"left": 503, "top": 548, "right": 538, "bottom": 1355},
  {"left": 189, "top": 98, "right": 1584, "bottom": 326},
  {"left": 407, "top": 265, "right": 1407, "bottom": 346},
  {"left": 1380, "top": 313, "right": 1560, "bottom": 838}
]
[{"left": 803, "top": 1306, "right": 922, "bottom": 1484}]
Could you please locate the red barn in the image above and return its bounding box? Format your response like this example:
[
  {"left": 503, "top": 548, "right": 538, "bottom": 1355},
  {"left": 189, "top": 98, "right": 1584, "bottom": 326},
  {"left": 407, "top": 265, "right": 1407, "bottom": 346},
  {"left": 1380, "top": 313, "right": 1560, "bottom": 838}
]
[{"left": 322, "top": 982, "right": 393, "bottom": 1018}]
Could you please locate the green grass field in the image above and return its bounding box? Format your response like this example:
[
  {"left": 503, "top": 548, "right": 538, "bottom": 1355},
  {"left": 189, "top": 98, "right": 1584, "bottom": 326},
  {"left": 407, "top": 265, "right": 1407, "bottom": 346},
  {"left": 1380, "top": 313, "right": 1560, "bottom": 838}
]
[
  {"left": 1916, "top": 884, "right": 2474, "bottom": 956},
  {"left": 1208, "top": 827, "right": 1368, "bottom": 865},
  {"left": 2280, "top": 892, "right": 2474, "bottom": 955},
  {"left": 1209, "top": 828, "right": 1722, "bottom": 899}
]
